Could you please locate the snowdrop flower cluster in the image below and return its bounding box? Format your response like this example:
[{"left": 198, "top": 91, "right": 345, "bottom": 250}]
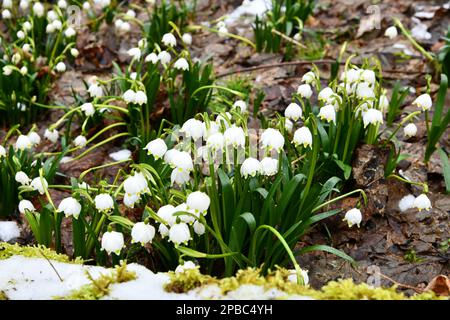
[
  {"left": 153, "top": 191, "right": 211, "bottom": 245},
  {"left": 123, "top": 172, "right": 149, "bottom": 208},
  {"left": 122, "top": 89, "right": 148, "bottom": 105}
]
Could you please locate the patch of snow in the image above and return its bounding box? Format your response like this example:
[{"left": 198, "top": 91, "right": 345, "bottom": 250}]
[
  {"left": 411, "top": 18, "right": 432, "bottom": 41},
  {"left": 106, "top": 264, "right": 195, "bottom": 300},
  {"left": 0, "top": 256, "right": 314, "bottom": 300},
  {"left": 392, "top": 43, "right": 414, "bottom": 56},
  {"left": 109, "top": 149, "right": 132, "bottom": 161},
  {"left": 224, "top": 0, "right": 272, "bottom": 25},
  {"left": 0, "top": 221, "right": 20, "bottom": 242},
  {"left": 414, "top": 11, "right": 435, "bottom": 19}
]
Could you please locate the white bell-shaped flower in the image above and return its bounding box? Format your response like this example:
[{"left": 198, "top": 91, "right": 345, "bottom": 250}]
[
  {"left": 145, "top": 53, "right": 158, "bottom": 64},
  {"left": 224, "top": 126, "right": 246, "bottom": 149},
  {"left": 240, "top": 158, "right": 262, "bottom": 178},
  {"left": 44, "top": 129, "right": 59, "bottom": 143},
  {"left": 144, "top": 138, "right": 167, "bottom": 159},
  {"left": 293, "top": 127, "right": 312, "bottom": 148},
  {"left": 384, "top": 26, "right": 398, "bottom": 39},
  {"left": 318, "top": 87, "right": 334, "bottom": 102},
  {"left": 206, "top": 132, "right": 224, "bottom": 152},
  {"left": 157, "top": 51, "right": 171, "bottom": 64},
  {"left": 412, "top": 94, "right": 432, "bottom": 111},
  {"left": 101, "top": 231, "right": 124, "bottom": 255},
  {"left": 318, "top": 105, "right": 336, "bottom": 123},
  {"left": 157, "top": 204, "right": 177, "bottom": 226},
  {"left": 94, "top": 193, "right": 114, "bottom": 212},
  {"left": 16, "top": 135, "right": 32, "bottom": 150},
  {"left": 182, "top": 33, "right": 192, "bottom": 45},
  {"left": 19, "top": 199, "right": 35, "bottom": 214},
  {"left": 124, "top": 172, "right": 148, "bottom": 196},
  {"left": 363, "top": 108, "right": 383, "bottom": 128},
  {"left": 159, "top": 223, "right": 169, "bottom": 238},
  {"left": 186, "top": 191, "right": 210, "bottom": 214},
  {"left": 162, "top": 33, "right": 177, "bottom": 47},
  {"left": 87, "top": 83, "right": 103, "bottom": 98},
  {"left": 171, "top": 168, "right": 191, "bottom": 186},
  {"left": 193, "top": 221, "right": 205, "bottom": 235},
  {"left": 260, "top": 128, "right": 285, "bottom": 152},
  {"left": 301, "top": 71, "right": 316, "bottom": 84},
  {"left": 232, "top": 100, "right": 247, "bottom": 112},
  {"left": 404, "top": 123, "right": 417, "bottom": 138},
  {"left": 0, "top": 145, "right": 5, "bottom": 158},
  {"left": 81, "top": 102, "right": 95, "bottom": 116},
  {"left": 28, "top": 132, "right": 41, "bottom": 146},
  {"left": 356, "top": 82, "right": 375, "bottom": 99},
  {"left": 360, "top": 69, "right": 376, "bottom": 85},
  {"left": 169, "top": 223, "right": 191, "bottom": 245},
  {"left": 58, "top": 197, "right": 82, "bottom": 219},
  {"left": 30, "top": 177, "right": 48, "bottom": 195},
  {"left": 15, "top": 171, "right": 31, "bottom": 185},
  {"left": 284, "top": 103, "right": 303, "bottom": 121},
  {"left": 127, "top": 47, "right": 141, "bottom": 60},
  {"left": 181, "top": 118, "right": 204, "bottom": 141},
  {"left": 174, "top": 58, "right": 189, "bottom": 71},
  {"left": 134, "top": 90, "right": 147, "bottom": 105},
  {"left": 32, "top": 2, "right": 44, "bottom": 17},
  {"left": 131, "top": 222, "right": 155, "bottom": 245},
  {"left": 122, "top": 89, "right": 136, "bottom": 104},
  {"left": 74, "top": 135, "right": 87, "bottom": 148},
  {"left": 123, "top": 193, "right": 139, "bottom": 208},
  {"left": 413, "top": 194, "right": 432, "bottom": 211},
  {"left": 297, "top": 84, "right": 313, "bottom": 99},
  {"left": 260, "top": 157, "right": 278, "bottom": 176},
  {"left": 343, "top": 208, "right": 362, "bottom": 228},
  {"left": 398, "top": 194, "right": 415, "bottom": 212}
]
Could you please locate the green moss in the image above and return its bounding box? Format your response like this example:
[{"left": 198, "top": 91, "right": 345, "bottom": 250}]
[
  {"left": 165, "top": 267, "right": 447, "bottom": 300},
  {"left": 0, "top": 290, "right": 8, "bottom": 300},
  {"left": 164, "top": 267, "right": 216, "bottom": 293},
  {"left": 58, "top": 262, "right": 137, "bottom": 300},
  {"left": 0, "top": 242, "right": 83, "bottom": 264}
]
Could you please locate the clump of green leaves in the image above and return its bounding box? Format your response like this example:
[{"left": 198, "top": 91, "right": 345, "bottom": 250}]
[
  {"left": 438, "top": 25, "right": 450, "bottom": 78},
  {"left": 143, "top": 0, "right": 190, "bottom": 52},
  {"left": 0, "top": 132, "right": 64, "bottom": 218},
  {"left": 425, "top": 74, "right": 449, "bottom": 162},
  {"left": 0, "top": 3, "right": 77, "bottom": 126}
]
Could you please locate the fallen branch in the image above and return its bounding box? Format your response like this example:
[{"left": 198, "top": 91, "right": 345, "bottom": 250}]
[{"left": 216, "top": 59, "right": 336, "bottom": 78}]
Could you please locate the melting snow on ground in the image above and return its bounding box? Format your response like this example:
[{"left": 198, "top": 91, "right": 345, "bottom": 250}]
[
  {"left": 0, "top": 255, "right": 312, "bottom": 300},
  {"left": 224, "top": 0, "right": 272, "bottom": 25}
]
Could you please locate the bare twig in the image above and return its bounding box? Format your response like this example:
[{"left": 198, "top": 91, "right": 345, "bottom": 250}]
[
  {"left": 377, "top": 271, "right": 424, "bottom": 293},
  {"left": 39, "top": 249, "right": 64, "bottom": 282},
  {"left": 216, "top": 59, "right": 336, "bottom": 78}
]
